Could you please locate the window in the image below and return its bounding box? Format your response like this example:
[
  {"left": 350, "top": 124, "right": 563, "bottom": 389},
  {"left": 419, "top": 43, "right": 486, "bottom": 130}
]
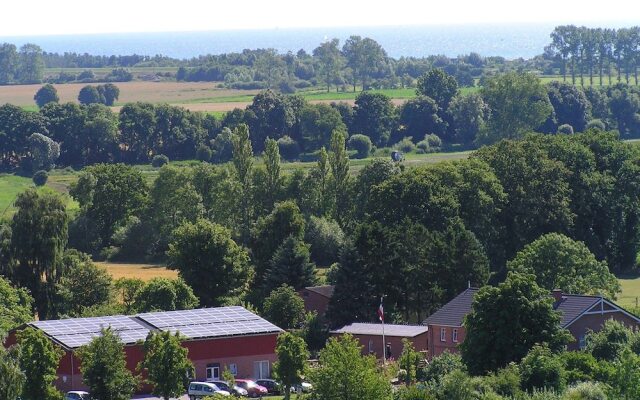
[
  {"left": 228, "top": 363, "right": 238, "bottom": 376},
  {"left": 368, "top": 339, "right": 374, "bottom": 354},
  {"left": 254, "top": 360, "right": 270, "bottom": 379},
  {"left": 206, "top": 364, "right": 220, "bottom": 380},
  {"left": 453, "top": 329, "right": 458, "bottom": 343},
  {"left": 579, "top": 335, "right": 587, "bottom": 350},
  {"left": 440, "top": 327, "right": 447, "bottom": 342}
]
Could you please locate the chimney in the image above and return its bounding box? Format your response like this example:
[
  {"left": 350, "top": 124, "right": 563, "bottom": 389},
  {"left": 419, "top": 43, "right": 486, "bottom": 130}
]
[{"left": 552, "top": 289, "right": 563, "bottom": 303}]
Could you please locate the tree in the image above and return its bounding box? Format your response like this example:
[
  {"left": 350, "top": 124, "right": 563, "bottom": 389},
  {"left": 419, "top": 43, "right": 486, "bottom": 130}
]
[
  {"left": 18, "top": 44, "right": 44, "bottom": 84},
  {"left": 300, "top": 103, "right": 346, "bottom": 151},
  {"left": 342, "top": 36, "right": 387, "bottom": 91},
  {"left": 273, "top": 332, "right": 309, "bottom": 400},
  {"left": 329, "top": 129, "right": 350, "bottom": 225},
  {"left": 133, "top": 278, "right": 199, "bottom": 313},
  {"left": 313, "top": 39, "right": 344, "bottom": 92},
  {"left": 0, "top": 275, "right": 33, "bottom": 336},
  {"left": 264, "top": 236, "right": 318, "bottom": 294},
  {"left": 585, "top": 319, "right": 634, "bottom": 361},
  {"left": 397, "top": 96, "right": 447, "bottom": 142},
  {"left": 34, "top": 84, "right": 59, "bottom": 108},
  {"left": 139, "top": 331, "right": 194, "bottom": 400},
  {"left": 78, "top": 85, "right": 104, "bottom": 105},
  {"left": 347, "top": 134, "right": 372, "bottom": 159},
  {"left": 17, "top": 327, "right": 63, "bottom": 400},
  {"left": 263, "top": 137, "right": 281, "bottom": 212},
  {"left": 416, "top": 68, "right": 459, "bottom": 110},
  {"left": 310, "top": 334, "right": 392, "bottom": 400},
  {"left": 77, "top": 328, "right": 139, "bottom": 400},
  {"left": 398, "top": 339, "right": 423, "bottom": 385},
  {"left": 610, "top": 349, "right": 640, "bottom": 400},
  {"left": 70, "top": 163, "right": 148, "bottom": 252},
  {"left": 519, "top": 344, "right": 566, "bottom": 393},
  {"left": 10, "top": 189, "right": 68, "bottom": 319},
  {"left": 114, "top": 278, "right": 145, "bottom": 314},
  {"left": 304, "top": 216, "right": 345, "bottom": 266},
  {"left": 0, "top": 345, "right": 24, "bottom": 400},
  {"left": 99, "top": 83, "right": 120, "bottom": 106},
  {"left": 263, "top": 284, "right": 306, "bottom": 329},
  {"left": 448, "top": 93, "right": 489, "bottom": 145},
  {"left": 352, "top": 91, "right": 396, "bottom": 146},
  {"left": 54, "top": 250, "right": 114, "bottom": 317},
  {"left": 167, "top": 219, "right": 252, "bottom": 306},
  {"left": 245, "top": 90, "right": 299, "bottom": 150},
  {"left": 27, "top": 133, "right": 60, "bottom": 172},
  {"left": 232, "top": 124, "right": 254, "bottom": 244},
  {"left": 461, "top": 272, "right": 572, "bottom": 375},
  {"left": 479, "top": 72, "right": 553, "bottom": 143},
  {"left": 546, "top": 82, "right": 591, "bottom": 132},
  {"left": 0, "top": 43, "right": 18, "bottom": 84},
  {"left": 507, "top": 233, "right": 620, "bottom": 298}
]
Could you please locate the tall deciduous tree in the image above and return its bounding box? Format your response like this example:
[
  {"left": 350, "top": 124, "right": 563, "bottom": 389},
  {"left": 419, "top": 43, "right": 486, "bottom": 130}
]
[
  {"left": 507, "top": 233, "right": 620, "bottom": 298},
  {"left": 416, "top": 68, "right": 459, "bottom": 111},
  {"left": 139, "top": 331, "right": 194, "bottom": 400},
  {"left": 352, "top": 91, "right": 396, "bottom": 147},
  {"left": 313, "top": 39, "right": 344, "bottom": 92},
  {"left": 479, "top": 72, "right": 553, "bottom": 144},
  {"left": 133, "top": 278, "right": 199, "bottom": 313},
  {"left": 17, "top": 327, "right": 63, "bottom": 400},
  {"left": 461, "top": 272, "right": 572, "bottom": 375},
  {"left": 263, "top": 285, "right": 306, "bottom": 330},
  {"left": 274, "top": 332, "right": 309, "bottom": 400},
  {"left": 0, "top": 275, "right": 33, "bottom": 336},
  {"left": 263, "top": 137, "right": 281, "bottom": 211},
  {"left": 34, "top": 84, "right": 59, "bottom": 108},
  {"left": 0, "top": 345, "right": 24, "bottom": 400},
  {"left": 18, "top": 44, "right": 44, "bottom": 84},
  {"left": 168, "top": 218, "right": 252, "bottom": 306},
  {"left": 311, "top": 334, "right": 392, "bottom": 400},
  {"left": 10, "top": 189, "right": 68, "bottom": 319},
  {"left": 78, "top": 328, "right": 139, "bottom": 400},
  {"left": 328, "top": 129, "right": 350, "bottom": 226},
  {"left": 232, "top": 124, "right": 254, "bottom": 244}
]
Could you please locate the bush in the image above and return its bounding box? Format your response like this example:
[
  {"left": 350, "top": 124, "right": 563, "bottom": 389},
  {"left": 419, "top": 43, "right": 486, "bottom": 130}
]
[
  {"left": 562, "top": 382, "right": 607, "bottom": 400},
  {"left": 348, "top": 134, "right": 373, "bottom": 159},
  {"left": 279, "top": 80, "right": 296, "bottom": 94},
  {"left": 196, "top": 145, "right": 212, "bottom": 162},
  {"left": 425, "top": 133, "right": 442, "bottom": 149},
  {"left": 519, "top": 345, "right": 566, "bottom": 393},
  {"left": 586, "top": 119, "right": 606, "bottom": 131},
  {"left": 32, "top": 170, "right": 48, "bottom": 186},
  {"left": 557, "top": 124, "right": 574, "bottom": 134},
  {"left": 277, "top": 135, "right": 301, "bottom": 161},
  {"left": 416, "top": 139, "right": 430, "bottom": 153},
  {"left": 305, "top": 216, "right": 345, "bottom": 266},
  {"left": 393, "top": 137, "right": 416, "bottom": 153},
  {"left": 151, "top": 154, "right": 169, "bottom": 168}
]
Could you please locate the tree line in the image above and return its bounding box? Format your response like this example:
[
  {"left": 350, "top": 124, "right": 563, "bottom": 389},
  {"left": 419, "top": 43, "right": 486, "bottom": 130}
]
[{"left": 547, "top": 25, "right": 640, "bottom": 86}]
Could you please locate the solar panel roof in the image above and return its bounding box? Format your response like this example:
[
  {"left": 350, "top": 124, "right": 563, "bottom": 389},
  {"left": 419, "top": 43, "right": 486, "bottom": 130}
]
[
  {"left": 31, "top": 315, "right": 150, "bottom": 349},
  {"left": 136, "top": 306, "right": 282, "bottom": 340}
]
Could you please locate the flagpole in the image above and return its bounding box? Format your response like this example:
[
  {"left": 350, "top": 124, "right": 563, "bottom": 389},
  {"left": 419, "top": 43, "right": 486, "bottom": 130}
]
[{"left": 381, "top": 296, "right": 386, "bottom": 365}]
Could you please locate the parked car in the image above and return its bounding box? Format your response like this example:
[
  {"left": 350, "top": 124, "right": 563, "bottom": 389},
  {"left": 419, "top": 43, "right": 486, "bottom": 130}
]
[
  {"left": 64, "top": 391, "right": 91, "bottom": 400},
  {"left": 210, "top": 380, "right": 248, "bottom": 397},
  {"left": 234, "top": 379, "right": 268, "bottom": 398},
  {"left": 293, "top": 381, "right": 313, "bottom": 393},
  {"left": 256, "top": 379, "right": 282, "bottom": 395},
  {"left": 188, "top": 381, "right": 231, "bottom": 399}
]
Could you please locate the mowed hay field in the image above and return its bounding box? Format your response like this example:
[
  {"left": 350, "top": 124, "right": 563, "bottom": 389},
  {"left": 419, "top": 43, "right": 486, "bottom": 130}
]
[{"left": 95, "top": 261, "right": 178, "bottom": 281}]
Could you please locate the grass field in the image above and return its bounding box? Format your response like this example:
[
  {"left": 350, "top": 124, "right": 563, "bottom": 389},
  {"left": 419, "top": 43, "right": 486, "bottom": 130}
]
[
  {"left": 0, "top": 173, "right": 78, "bottom": 219},
  {"left": 96, "top": 261, "right": 178, "bottom": 281},
  {"left": 618, "top": 276, "right": 640, "bottom": 309}
]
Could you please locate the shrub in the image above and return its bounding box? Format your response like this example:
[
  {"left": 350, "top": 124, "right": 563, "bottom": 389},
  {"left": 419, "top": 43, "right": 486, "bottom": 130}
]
[
  {"left": 557, "top": 124, "right": 574, "bottom": 135},
  {"left": 393, "top": 137, "right": 416, "bottom": 153},
  {"left": 519, "top": 345, "right": 566, "bottom": 393},
  {"left": 196, "top": 145, "right": 212, "bottom": 162},
  {"left": 277, "top": 135, "right": 301, "bottom": 161},
  {"left": 32, "top": 170, "right": 48, "bottom": 186},
  {"left": 348, "top": 134, "right": 373, "bottom": 159},
  {"left": 416, "top": 139, "right": 430, "bottom": 153},
  {"left": 425, "top": 133, "right": 442, "bottom": 149},
  {"left": 486, "top": 363, "right": 521, "bottom": 398},
  {"left": 151, "top": 154, "right": 169, "bottom": 168},
  {"left": 586, "top": 119, "right": 606, "bottom": 131},
  {"left": 562, "top": 382, "right": 607, "bottom": 400}
]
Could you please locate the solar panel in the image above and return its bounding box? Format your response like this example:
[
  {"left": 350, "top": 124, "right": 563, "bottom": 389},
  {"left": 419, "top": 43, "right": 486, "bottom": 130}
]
[
  {"left": 31, "top": 315, "right": 150, "bottom": 349},
  {"left": 136, "top": 306, "right": 282, "bottom": 339}
]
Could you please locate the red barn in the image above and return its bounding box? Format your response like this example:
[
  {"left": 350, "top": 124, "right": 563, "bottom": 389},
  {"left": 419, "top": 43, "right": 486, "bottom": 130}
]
[
  {"left": 330, "top": 323, "right": 428, "bottom": 360},
  {"left": 4, "top": 306, "right": 282, "bottom": 393},
  {"left": 423, "top": 288, "right": 640, "bottom": 359}
]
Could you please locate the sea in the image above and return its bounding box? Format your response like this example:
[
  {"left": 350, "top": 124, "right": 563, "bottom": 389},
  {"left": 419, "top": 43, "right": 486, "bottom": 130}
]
[{"left": 0, "top": 23, "right": 632, "bottom": 60}]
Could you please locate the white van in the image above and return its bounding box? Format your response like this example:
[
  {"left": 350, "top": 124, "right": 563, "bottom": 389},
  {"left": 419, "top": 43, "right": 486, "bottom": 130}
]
[{"left": 188, "top": 381, "right": 231, "bottom": 399}]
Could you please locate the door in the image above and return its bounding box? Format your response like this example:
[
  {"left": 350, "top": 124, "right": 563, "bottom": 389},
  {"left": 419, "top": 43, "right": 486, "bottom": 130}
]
[{"left": 253, "top": 360, "right": 270, "bottom": 379}]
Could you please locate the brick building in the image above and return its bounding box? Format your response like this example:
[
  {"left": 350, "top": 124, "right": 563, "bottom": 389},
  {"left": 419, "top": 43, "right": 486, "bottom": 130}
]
[
  {"left": 4, "top": 306, "right": 282, "bottom": 393},
  {"left": 298, "top": 285, "right": 334, "bottom": 316},
  {"left": 423, "top": 288, "right": 640, "bottom": 359},
  {"left": 330, "top": 322, "right": 428, "bottom": 359}
]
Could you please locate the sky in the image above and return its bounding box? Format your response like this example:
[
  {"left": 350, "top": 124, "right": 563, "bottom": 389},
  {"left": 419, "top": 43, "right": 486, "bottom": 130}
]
[{"left": 2, "top": 0, "right": 637, "bottom": 36}]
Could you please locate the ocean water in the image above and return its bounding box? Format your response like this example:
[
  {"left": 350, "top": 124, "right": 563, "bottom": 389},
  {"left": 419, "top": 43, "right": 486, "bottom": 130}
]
[{"left": 0, "top": 23, "right": 624, "bottom": 60}]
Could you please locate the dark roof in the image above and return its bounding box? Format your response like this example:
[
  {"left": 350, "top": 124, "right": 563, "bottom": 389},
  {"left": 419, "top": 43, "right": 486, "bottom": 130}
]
[
  {"left": 303, "top": 285, "right": 335, "bottom": 298},
  {"left": 423, "top": 288, "right": 478, "bottom": 327},
  {"left": 331, "top": 323, "right": 428, "bottom": 337},
  {"left": 553, "top": 294, "right": 600, "bottom": 327},
  {"left": 23, "top": 306, "right": 281, "bottom": 350},
  {"left": 424, "top": 288, "right": 640, "bottom": 329}
]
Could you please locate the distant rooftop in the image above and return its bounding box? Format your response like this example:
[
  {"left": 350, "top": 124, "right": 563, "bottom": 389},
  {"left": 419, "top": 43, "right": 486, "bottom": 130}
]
[
  {"left": 24, "top": 306, "right": 282, "bottom": 350},
  {"left": 331, "top": 322, "right": 428, "bottom": 337},
  {"left": 423, "top": 288, "right": 479, "bottom": 327},
  {"left": 303, "top": 285, "right": 335, "bottom": 298}
]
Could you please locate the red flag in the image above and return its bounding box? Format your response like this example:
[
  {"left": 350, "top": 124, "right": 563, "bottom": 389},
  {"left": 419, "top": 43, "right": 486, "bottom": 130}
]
[{"left": 377, "top": 301, "right": 384, "bottom": 322}]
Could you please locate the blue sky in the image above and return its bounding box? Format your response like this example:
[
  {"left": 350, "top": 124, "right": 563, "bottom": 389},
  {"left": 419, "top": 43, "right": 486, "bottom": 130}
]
[{"left": 3, "top": 0, "right": 636, "bottom": 36}]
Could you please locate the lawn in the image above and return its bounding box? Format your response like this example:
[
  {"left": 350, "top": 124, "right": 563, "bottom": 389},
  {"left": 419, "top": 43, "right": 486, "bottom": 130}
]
[
  {"left": 618, "top": 276, "right": 640, "bottom": 310},
  {"left": 0, "top": 173, "right": 78, "bottom": 219}
]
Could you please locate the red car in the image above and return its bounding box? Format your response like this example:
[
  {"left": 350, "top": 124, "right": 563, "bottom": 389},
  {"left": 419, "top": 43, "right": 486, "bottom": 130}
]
[{"left": 234, "top": 379, "right": 268, "bottom": 398}]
